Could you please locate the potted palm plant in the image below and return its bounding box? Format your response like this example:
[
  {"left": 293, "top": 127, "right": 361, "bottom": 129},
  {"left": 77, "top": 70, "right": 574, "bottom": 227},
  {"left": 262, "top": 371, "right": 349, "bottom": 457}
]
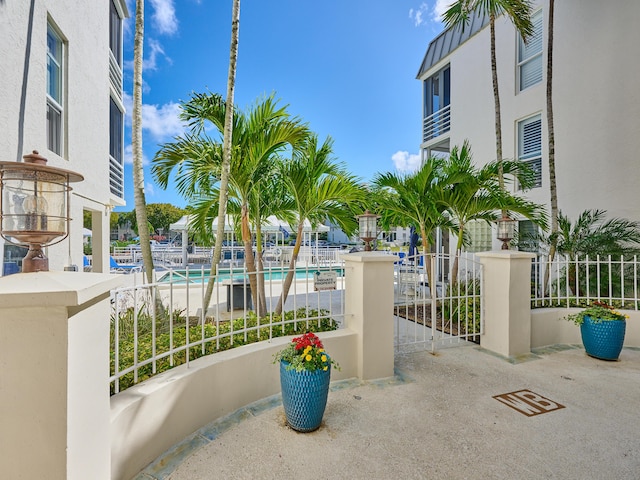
[
  {"left": 274, "top": 332, "right": 338, "bottom": 432},
  {"left": 567, "top": 301, "right": 628, "bottom": 360}
]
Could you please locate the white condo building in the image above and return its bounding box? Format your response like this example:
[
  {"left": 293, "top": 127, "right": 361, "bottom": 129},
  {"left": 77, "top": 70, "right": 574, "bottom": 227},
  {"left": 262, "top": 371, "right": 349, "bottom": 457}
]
[
  {"left": 0, "top": 0, "right": 128, "bottom": 275},
  {"left": 418, "top": 0, "right": 640, "bottom": 252}
]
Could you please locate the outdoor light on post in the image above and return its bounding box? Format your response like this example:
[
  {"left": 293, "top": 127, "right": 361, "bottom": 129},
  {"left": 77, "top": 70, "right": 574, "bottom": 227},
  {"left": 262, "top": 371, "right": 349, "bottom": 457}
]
[
  {"left": 0, "top": 151, "right": 84, "bottom": 272},
  {"left": 496, "top": 214, "right": 516, "bottom": 251},
  {"left": 357, "top": 209, "right": 380, "bottom": 252}
]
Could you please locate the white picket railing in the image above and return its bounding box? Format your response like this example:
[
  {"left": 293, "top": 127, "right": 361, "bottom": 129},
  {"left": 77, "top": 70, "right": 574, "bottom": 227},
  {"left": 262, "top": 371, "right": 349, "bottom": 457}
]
[
  {"left": 531, "top": 254, "right": 640, "bottom": 310},
  {"left": 109, "top": 261, "right": 346, "bottom": 394}
]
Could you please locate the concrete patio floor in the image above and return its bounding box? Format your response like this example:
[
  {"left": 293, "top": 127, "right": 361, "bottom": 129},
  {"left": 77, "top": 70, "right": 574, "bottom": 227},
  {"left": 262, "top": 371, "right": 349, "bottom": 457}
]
[{"left": 135, "top": 344, "right": 640, "bottom": 480}]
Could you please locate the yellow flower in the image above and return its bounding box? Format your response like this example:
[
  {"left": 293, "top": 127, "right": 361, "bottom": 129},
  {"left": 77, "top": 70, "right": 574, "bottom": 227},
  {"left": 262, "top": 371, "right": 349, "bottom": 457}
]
[
  {"left": 321, "top": 355, "right": 327, "bottom": 362},
  {"left": 305, "top": 354, "right": 312, "bottom": 361},
  {"left": 304, "top": 346, "right": 312, "bottom": 354},
  {"left": 323, "top": 366, "right": 328, "bottom": 371},
  {"left": 319, "top": 348, "right": 324, "bottom": 353}
]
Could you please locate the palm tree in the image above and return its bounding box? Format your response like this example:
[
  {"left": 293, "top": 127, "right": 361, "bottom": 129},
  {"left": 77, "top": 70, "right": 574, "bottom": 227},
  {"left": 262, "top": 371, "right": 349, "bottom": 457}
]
[
  {"left": 544, "top": 0, "right": 558, "bottom": 295},
  {"left": 153, "top": 93, "right": 307, "bottom": 315},
  {"left": 443, "top": 0, "right": 533, "bottom": 200},
  {"left": 132, "top": 0, "right": 155, "bottom": 284},
  {"left": 373, "top": 157, "right": 452, "bottom": 288},
  {"left": 437, "top": 141, "right": 547, "bottom": 284},
  {"left": 274, "top": 135, "right": 363, "bottom": 316},
  {"left": 545, "top": 210, "right": 640, "bottom": 296},
  {"left": 211, "top": 0, "right": 241, "bottom": 310}
]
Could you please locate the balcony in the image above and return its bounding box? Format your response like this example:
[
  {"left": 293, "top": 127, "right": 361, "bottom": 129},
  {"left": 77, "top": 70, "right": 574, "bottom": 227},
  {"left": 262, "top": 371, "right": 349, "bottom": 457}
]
[{"left": 423, "top": 104, "right": 450, "bottom": 143}]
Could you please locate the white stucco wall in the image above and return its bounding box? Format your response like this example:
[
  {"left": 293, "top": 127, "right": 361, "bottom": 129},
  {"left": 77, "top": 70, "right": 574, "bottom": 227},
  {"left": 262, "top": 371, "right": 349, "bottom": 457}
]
[
  {"left": 0, "top": 1, "right": 125, "bottom": 274},
  {"left": 419, "top": 0, "right": 640, "bottom": 254}
]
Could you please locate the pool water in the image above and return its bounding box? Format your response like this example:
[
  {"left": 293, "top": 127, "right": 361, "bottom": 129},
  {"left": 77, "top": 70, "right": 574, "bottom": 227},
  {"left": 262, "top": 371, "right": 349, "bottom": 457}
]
[{"left": 159, "top": 267, "right": 344, "bottom": 285}]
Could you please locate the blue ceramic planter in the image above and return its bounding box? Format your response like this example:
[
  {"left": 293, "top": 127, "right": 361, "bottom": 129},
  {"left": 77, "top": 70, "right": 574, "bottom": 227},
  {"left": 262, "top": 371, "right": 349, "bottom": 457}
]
[
  {"left": 280, "top": 360, "right": 331, "bottom": 432},
  {"left": 580, "top": 315, "right": 626, "bottom": 361}
]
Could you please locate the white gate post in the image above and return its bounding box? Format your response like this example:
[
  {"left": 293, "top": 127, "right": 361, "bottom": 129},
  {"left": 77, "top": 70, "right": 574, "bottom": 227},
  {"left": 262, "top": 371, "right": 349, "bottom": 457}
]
[
  {"left": 476, "top": 251, "right": 535, "bottom": 358},
  {"left": 0, "top": 272, "right": 123, "bottom": 480},
  {"left": 342, "top": 252, "right": 396, "bottom": 380}
]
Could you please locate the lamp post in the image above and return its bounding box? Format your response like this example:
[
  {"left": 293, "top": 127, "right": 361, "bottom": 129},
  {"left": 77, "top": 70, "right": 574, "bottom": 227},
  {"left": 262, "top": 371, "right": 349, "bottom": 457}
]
[
  {"left": 0, "top": 151, "right": 84, "bottom": 272},
  {"left": 496, "top": 214, "right": 516, "bottom": 250},
  {"left": 356, "top": 210, "right": 380, "bottom": 252}
]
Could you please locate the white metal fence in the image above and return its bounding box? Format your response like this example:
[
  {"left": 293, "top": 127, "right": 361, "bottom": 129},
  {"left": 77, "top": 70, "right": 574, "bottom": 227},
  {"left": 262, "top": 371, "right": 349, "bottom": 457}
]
[
  {"left": 531, "top": 254, "right": 640, "bottom": 310},
  {"left": 394, "top": 252, "right": 483, "bottom": 354},
  {"left": 110, "top": 261, "right": 346, "bottom": 394},
  {"left": 110, "top": 244, "right": 345, "bottom": 269}
]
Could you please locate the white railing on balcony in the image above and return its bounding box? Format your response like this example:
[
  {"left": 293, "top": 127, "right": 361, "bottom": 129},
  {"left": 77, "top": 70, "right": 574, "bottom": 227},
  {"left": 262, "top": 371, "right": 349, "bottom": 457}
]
[
  {"left": 531, "top": 254, "right": 640, "bottom": 310},
  {"left": 423, "top": 104, "right": 451, "bottom": 142},
  {"left": 109, "top": 261, "right": 346, "bottom": 394}
]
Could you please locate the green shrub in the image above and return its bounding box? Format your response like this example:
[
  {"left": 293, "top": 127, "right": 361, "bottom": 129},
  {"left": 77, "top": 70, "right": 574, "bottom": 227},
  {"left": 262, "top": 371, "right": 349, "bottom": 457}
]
[
  {"left": 440, "top": 278, "right": 481, "bottom": 336},
  {"left": 110, "top": 307, "right": 339, "bottom": 394}
]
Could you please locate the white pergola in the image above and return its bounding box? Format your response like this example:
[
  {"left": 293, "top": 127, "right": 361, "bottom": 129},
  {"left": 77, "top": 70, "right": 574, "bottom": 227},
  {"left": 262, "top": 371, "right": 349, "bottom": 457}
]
[{"left": 169, "top": 215, "right": 329, "bottom": 267}]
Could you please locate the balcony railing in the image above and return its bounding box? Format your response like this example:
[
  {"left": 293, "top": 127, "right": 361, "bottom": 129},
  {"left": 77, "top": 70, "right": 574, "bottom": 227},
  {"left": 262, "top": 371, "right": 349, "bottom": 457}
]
[{"left": 423, "top": 104, "right": 451, "bottom": 143}]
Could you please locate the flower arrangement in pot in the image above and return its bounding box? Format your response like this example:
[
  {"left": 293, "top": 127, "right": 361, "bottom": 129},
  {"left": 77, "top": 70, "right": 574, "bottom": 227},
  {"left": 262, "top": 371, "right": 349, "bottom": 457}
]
[
  {"left": 566, "top": 301, "right": 628, "bottom": 360},
  {"left": 274, "top": 332, "right": 339, "bottom": 432}
]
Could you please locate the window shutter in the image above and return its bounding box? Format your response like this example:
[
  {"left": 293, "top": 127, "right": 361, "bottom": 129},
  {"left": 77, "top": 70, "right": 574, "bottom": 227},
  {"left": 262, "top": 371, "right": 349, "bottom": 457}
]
[{"left": 518, "top": 10, "right": 543, "bottom": 90}]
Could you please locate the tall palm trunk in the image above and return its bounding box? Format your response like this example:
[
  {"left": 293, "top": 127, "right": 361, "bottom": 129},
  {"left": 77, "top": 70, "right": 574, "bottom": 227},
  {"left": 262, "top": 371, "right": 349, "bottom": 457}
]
[
  {"left": 451, "top": 225, "right": 465, "bottom": 286},
  {"left": 203, "top": 0, "right": 240, "bottom": 314},
  {"left": 132, "top": 0, "right": 154, "bottom": 285},
  {"left": 275, "top": 222, "right": 304, "bottom": 316},
  {"left": 420, "top": 228, "right": 434, "bottom": 293},
  {"left": 239, "top": 205, "right": 267, "bottom": 316},
  {"left": 489, "top": 14, "right": 507, "bottom": 220},
  {"left": 544, "top": 0, "right": 557, "bottom": 296}
]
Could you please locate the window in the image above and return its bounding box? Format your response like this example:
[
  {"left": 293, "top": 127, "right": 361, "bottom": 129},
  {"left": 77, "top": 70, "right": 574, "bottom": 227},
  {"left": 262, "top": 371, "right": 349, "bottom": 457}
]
[
  {"left": 422, "top": 65, "right": 451, "bottom": 142},
  {"left": 518, "top": 114, "right": 542, "bottom": 188},
  {"left": 517, "top": 9, "right": 543, "bottom": 91},
  {"left": 110, "top": 0, "right": 122, "bottom": 66},
  {"left": 47, "top": 23, "right": 63, "bottom": 155},
  {"left": 465, "top": 220, "right": 492, "bottom": 253},
  {"left": 517, "top": 220, "right": 539, "bottom": 253},
  {"left": 110, "top": 97, "right": 123, "bottom": 163},
  {"left": 109, "top": 96, "right": 124, "bottom": 197}
]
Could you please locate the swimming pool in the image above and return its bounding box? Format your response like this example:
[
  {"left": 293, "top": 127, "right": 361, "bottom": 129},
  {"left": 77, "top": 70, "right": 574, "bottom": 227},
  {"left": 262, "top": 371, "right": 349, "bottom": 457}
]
[{"left": 159, "top": 267, "right": 344, "bottom": 285}]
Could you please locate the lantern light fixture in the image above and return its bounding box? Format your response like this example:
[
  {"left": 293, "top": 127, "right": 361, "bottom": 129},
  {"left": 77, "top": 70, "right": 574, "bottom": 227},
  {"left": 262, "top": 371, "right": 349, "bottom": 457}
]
[
  {"left": 496, "top": 214, "right": 516, "bottom": 250},
  {"left": 0, "top": 151, "right": 84, "bottom": 272},
  {"left": 356, "top": 209, "right": 380, "bottom": 252}
]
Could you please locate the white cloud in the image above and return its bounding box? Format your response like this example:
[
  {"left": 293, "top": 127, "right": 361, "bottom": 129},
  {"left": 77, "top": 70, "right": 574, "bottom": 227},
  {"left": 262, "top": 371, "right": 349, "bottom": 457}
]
[
  {"left": 145, "top": 182, "right": 156, "bottom": 196},
  {"left": 409, "top": 1, "right": 452, "bottom": 26},
  {"left": 391, "top": 151, "right": 422, "bottom": 173},
  {"left": 122, "top": 91, "right": 184, "bottom": 141},
  {"left": 145, "top": 38, "right": 169, "bottom": 71},
  {"left": 432, "top": 0, "right": 452, "bottom": 22},
  {"left": 149, "top": 0, "right": 178, "bottom": 35},
  {"left": 124, "top": 144, "right": 150, "bottom": 166},
  {"left": 141, "top": 101, "right": 184, "bottom": 140},
  {"left": 409, "top": 2, "right": 428, "bottom": 26}
]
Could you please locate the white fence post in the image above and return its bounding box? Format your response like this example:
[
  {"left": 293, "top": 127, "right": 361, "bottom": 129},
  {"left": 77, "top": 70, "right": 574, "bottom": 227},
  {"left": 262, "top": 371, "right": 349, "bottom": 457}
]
[
  {"left": 0, "top": 272, "right": 123, "bottom": 480},
  {"left": 342, "top": 252, "right": 396, "bottom": 380},
  {"left": 476, "top": 251, "right": 535, "bottom": 358}
]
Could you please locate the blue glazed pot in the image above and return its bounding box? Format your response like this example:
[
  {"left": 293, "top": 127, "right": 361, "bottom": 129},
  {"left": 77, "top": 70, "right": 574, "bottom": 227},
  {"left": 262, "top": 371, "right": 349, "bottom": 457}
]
[
  {"left": 280, "top": 360, "right": 331, "bottom": 432},
  {"left": 580, "top": 315, "right": 626, "bottom": 361}
]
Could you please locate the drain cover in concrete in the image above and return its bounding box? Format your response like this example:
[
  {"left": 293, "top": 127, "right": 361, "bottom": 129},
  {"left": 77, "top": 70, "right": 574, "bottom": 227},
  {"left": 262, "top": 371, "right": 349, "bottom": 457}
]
[{"left": 493, "top": 389, "right": 565, "bottom": 417}]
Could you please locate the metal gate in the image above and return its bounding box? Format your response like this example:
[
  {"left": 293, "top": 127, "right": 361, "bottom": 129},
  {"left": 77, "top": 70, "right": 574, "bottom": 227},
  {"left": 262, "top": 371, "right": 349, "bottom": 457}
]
[{"left": 394, "top": 252, "right": 483, "bottom": 353}]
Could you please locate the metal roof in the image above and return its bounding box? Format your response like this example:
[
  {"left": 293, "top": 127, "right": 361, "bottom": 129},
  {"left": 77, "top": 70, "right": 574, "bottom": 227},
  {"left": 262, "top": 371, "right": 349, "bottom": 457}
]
[{"left": 416, "top": 9, "right": 490, "bottom": 79}]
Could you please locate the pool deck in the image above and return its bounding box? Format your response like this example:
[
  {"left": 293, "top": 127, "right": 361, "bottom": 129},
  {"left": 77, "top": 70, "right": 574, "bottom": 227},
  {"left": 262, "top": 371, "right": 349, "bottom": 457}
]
[{"left": 134, "top": 344, "right": 640, "bottom": 480}]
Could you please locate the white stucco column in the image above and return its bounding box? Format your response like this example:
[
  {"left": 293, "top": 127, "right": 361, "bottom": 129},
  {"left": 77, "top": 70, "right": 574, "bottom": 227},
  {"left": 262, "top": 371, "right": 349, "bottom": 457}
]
[
  {"left": 476, "top": 251, "right": 535, "bottom": 358},
  {"left": 342, "top": 252, "right": 396, "bottom": 380},
  {"left": 0, "top": 272, "right": 123, "bottom": 480}
]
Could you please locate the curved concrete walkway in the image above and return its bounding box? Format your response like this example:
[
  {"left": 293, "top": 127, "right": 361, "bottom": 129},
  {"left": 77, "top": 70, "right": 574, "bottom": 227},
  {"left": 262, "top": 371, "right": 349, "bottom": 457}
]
[{"left": 135, "top": 345, "right": 640, "bottom": 480}]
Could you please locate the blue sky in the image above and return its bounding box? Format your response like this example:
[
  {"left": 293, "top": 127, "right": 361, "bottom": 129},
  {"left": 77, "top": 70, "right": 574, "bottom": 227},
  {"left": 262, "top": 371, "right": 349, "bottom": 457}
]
[{"left": 118, "top": 0, "right": 449, "bottom": 211}]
